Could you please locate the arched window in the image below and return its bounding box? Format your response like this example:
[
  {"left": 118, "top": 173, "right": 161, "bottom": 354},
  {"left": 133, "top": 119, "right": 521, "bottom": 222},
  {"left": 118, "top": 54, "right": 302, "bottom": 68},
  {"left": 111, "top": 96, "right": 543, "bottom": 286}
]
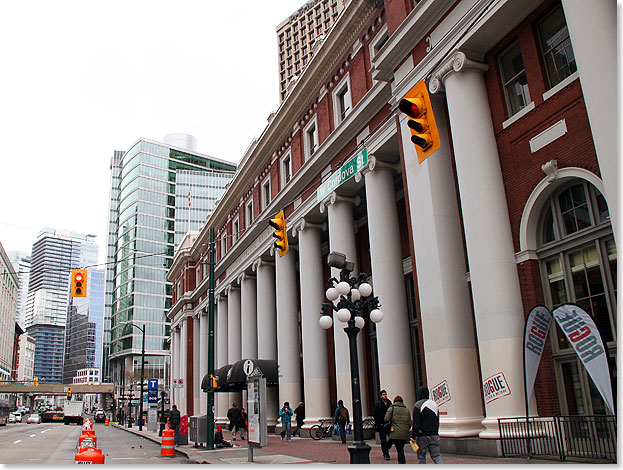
[{"left": 537, "top": 180, "right": 616, "bottom": 415}]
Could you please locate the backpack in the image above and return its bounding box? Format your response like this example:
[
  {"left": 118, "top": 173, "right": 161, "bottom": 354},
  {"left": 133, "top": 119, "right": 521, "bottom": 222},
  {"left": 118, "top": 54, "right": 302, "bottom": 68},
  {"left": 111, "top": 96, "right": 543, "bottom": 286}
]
[{"left": 339, "top": 406, "right": 348, "bottom": 421}]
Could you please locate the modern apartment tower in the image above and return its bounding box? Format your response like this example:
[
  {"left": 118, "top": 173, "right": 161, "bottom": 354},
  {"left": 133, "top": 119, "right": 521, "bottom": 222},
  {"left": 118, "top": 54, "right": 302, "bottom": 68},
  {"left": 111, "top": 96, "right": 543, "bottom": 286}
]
[
  {"left": 25, "top": 229, "right": 98, "bottom": 383},
  {"left": 103, "top": 134, "right": 236, "bottom": 390},
  {"left": 7, "top": 252, "right": 30, "bottom": 329},
  {"left": 276, "top": 0, "right": 344, "bottom": 102}
]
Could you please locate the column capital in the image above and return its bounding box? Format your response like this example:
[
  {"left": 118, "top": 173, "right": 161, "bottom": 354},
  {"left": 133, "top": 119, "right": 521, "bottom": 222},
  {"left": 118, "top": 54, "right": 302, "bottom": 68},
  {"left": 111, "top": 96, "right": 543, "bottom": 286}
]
[
  {"left": 291, "top": 218, "right": 327, "bottom": 237},
  {"left": 356, "top": 155, "right": 401, "bottom": 183},
  {"left": 237, "top": 272, "right": 256, "bottom": 284},
  {"left": 252, "top": 257, "right": 274, "bottom": 271},
  {"left": 319, "top": 191, "right": 361, "bottom": 214},
  {"left": 224, "top": 284, "right": 240, "bottom": 296},
  {"left": 429, "top": 50, "right": 489, "bottom": 94}
]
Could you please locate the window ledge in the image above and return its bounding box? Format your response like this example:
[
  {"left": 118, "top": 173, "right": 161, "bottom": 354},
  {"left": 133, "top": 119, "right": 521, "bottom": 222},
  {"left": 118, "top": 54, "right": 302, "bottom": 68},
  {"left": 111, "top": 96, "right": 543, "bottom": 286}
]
[
  {"left": 502, "top": 101, "right": 536, "bottom": 129},
  {"left": 542, "top": 71, "right": 579, "bottom": 101}
]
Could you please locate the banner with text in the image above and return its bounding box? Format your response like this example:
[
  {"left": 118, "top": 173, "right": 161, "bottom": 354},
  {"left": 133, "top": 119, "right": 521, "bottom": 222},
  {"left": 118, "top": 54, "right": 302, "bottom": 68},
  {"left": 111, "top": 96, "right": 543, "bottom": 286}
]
[{"left": 523, "top": 305, "right": 552, "bottom": 402}]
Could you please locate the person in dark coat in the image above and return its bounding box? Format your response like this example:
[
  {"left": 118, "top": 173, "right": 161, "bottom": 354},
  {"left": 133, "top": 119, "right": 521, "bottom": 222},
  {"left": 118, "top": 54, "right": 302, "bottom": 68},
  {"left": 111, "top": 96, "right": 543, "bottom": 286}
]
[
  {"left": 227, "top": 403, "right": 241, "bottom": 441},
  {"left": 168, "top": 405, "right": 181, "bottom": 446},
  {"left": 238, "top": 407, "right": 248, "bottom": 440},
  {"left": 384, "top": 396, "right": 412, "bottom": 464},
  {"left": 412, "top": 386, "right": 444, "bottom": 464},
  {"left": 214, "top": 425, "right": 233, "bottom": 448},
  {"left": 373, "top": 389, "right": 392, "bottom": 460},
  {"left": 333, "top": 399, "right": 350, "bottom": 444},
  {"left": 293, "top": 402, "right": 305, "bottom": 437}
]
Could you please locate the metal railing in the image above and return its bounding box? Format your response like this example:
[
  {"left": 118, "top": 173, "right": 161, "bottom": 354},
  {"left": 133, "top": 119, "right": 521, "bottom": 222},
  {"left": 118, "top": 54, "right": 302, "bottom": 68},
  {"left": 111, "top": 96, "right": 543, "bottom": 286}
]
[{"left": 499, "top": 415, "right": 616, "bottom": 462}]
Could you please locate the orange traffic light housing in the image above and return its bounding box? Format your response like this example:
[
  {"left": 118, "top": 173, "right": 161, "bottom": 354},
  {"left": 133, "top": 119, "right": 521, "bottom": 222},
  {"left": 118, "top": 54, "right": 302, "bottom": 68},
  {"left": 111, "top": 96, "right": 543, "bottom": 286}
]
[
  {"left": 209, "top": 374, "right": 218, "bottom": 392},
  {"left": 33, "top": 377, "right": 38, "bottom": 387},
  {"left": 269, "top": 210, "right": 289, "bottom": 257},
  {"left": 71, "top": 269, "right": 87, "bottom": 297},
  {"left": 398, "top": 80, "right": 441, "bottom": 163}
]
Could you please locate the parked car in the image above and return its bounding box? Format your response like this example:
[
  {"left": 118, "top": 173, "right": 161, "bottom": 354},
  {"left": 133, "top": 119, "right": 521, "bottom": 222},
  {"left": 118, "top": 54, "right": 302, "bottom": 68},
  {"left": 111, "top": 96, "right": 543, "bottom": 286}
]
[
  {"left": 9, "top": 412, "right": 22, "bottom": 423},
  {"left": 94, "top": 411, "right": 106, "bottom": 423},
  {"left": 27, "top": 413, "right": 41, "bottom": 424}
]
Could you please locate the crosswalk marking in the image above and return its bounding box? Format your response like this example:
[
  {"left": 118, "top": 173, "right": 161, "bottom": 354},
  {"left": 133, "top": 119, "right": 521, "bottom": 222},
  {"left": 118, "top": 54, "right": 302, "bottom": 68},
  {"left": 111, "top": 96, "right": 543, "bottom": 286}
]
[{"left": 14, "top": 440, "right": 21, "bottom": 444}]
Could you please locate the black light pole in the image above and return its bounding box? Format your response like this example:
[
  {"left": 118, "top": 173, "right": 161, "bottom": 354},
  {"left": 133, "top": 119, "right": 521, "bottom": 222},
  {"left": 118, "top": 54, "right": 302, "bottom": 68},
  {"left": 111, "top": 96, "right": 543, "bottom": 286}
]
[
  {"left": 206, "top": 227, "right": 216, "bottom": 450},
  {"left": 320, "top": 252, "right": 383, "bottom": 465},
  {"left": 123, "top": 322, "right": 146, "bottom": 431}
]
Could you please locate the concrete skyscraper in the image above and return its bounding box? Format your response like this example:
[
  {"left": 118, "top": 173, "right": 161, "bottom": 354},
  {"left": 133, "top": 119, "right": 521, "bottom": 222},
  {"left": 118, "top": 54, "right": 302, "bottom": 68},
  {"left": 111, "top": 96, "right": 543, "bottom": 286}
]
[{"left": 7, "top": 251, "right": 30, "bottom": 329}]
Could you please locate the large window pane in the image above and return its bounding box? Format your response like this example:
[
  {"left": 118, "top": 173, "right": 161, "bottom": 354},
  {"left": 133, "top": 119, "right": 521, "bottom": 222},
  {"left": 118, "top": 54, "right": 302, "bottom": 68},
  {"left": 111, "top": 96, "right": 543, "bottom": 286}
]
[{"left": 537, "top": 5, "right": 577, "bottom": 88}]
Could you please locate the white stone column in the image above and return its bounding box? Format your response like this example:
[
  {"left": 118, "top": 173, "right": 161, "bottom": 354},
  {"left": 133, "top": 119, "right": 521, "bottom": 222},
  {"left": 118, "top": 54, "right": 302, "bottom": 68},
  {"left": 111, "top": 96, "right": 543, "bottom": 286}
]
[
  {"left": 320, "top": 192, "right": 369, "bottom": 416},
  {"left": 274, "top": 246, "right": 302, "bottom": 408},
  {"left": 199, "top": 308, "right": 208, "bottom": 415},
  {"left": 193, "top": 313, "right": 201, "bottom": 415},
  {"left": 179, "top": 316, "right": 188, "bottom": 415},
  {"left": 171, "top": 325, "right": 179, "bottom": 407},
  {"left": 398, "top": 93, "right": 484, "bottom": 436},
  {"left": 252, "top": 258, "right": 279, "bottom": 428},
  {"left": 292, "top": 220, "right": 332, "bottom": 425},
  {"left": 361, "top": 157, "right": 415, "bottom": 410},
  {"left": 239, "top": 272, "right": 258, "bottom": 360},
  {"left": 561, "top": 0, "right": 617, "bottom": 241},
  {"left": 216, "top": 294, "right": 229, "bottom": 423},
  {"left": 431, "top": 51, "right": 527, "bottom": 437},
  {"left": 226, "top": 285, "right": 242, "bottom": 410}
]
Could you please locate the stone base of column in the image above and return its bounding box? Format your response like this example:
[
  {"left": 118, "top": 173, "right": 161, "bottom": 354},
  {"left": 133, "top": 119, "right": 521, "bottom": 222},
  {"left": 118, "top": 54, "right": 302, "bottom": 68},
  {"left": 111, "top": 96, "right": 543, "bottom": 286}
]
[
  {"left": 266, "top": 387, "right": 279, "bottom": 428},
  {"left": 439, "top": 417, "right": 484, "bottom": 437},
  {"left": 303, "top": 377, "right": 331, "bottom": 421},
  {"left": 479, "top": 417, "right": 502, "bottom": 439}
]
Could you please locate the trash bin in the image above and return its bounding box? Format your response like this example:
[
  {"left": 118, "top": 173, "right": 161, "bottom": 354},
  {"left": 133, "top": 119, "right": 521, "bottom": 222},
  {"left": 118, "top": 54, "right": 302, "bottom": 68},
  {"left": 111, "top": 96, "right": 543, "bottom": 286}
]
[{"left": 189, "top": 414, "right": 207, "bottom": 447}]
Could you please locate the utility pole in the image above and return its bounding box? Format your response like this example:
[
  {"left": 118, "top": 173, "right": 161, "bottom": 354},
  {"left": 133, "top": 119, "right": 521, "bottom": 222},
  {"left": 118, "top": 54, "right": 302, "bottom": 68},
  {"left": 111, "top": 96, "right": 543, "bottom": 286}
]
[{"left": 206, "top": 227, "right": 215, "bottom": 449}]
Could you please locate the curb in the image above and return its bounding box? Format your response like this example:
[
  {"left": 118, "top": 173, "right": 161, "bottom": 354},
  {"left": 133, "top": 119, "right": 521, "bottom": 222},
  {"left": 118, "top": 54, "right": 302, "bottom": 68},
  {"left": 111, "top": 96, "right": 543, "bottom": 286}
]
[{"left": 111, "top": 424, "right": 192, "bottom": 460}]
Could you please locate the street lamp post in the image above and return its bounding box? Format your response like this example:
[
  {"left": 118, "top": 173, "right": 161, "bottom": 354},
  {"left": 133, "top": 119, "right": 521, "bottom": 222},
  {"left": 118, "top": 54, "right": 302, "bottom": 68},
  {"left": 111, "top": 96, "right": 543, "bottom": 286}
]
[
  {"left": 121, "top": 321, "right": 146, "bottom": 431},
  {"left": 128, "top": 387, "right": 134, "bottom": 428},
  {"left": 319, "top": 252, "right": 384, "bottom": 465}
]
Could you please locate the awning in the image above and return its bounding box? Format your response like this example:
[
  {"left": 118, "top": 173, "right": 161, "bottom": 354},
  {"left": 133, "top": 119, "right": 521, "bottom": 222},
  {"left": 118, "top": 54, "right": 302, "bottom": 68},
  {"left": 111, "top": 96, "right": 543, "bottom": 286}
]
[{"left": 201, "top": 358, "right": 279, "bottom": 392}]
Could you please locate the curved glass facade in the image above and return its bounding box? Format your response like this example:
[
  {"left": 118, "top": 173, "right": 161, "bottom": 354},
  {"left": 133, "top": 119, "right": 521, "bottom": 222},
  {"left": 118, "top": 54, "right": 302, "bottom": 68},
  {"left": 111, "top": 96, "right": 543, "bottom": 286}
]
[{"left": 104, "top": 138, "right": 236, "bottom": 385}]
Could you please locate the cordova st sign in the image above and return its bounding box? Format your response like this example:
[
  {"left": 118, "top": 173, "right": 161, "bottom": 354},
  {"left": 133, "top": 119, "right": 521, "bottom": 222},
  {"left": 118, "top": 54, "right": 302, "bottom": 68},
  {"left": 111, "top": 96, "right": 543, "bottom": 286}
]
[{"left": 316, "top": 148, "right": 368, "bottom": 201}]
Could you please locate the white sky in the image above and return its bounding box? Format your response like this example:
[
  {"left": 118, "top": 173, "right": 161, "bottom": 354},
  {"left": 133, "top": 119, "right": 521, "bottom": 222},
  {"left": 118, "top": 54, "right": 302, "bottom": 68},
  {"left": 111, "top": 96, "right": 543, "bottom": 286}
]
[{"left": 0, "top": 0, "right": 306, "bottom": 266}]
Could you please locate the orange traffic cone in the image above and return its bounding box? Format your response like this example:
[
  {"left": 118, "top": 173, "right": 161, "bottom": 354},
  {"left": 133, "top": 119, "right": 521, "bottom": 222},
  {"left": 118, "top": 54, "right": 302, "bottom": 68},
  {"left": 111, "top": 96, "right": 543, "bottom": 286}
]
[
  {"left": 75, "top": 446, "right": 105, "bottom": 464},
  {"left": 105, "top": 417, "right": 109, "bottom": 426}
]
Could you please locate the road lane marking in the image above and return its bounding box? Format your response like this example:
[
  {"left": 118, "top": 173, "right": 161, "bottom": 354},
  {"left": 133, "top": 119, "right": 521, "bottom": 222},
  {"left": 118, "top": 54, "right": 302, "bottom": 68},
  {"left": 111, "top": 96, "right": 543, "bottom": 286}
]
[
  {"left": 30, "top": 434, "right": 36, "bottom": 437},
  {"left": 14, "top": 440, "right": 21, "bottom": 444}
]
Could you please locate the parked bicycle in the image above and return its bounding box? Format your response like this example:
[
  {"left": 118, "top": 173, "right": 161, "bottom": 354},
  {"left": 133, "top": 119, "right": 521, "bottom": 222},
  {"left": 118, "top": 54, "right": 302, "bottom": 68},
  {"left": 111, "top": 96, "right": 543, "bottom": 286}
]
[{"left": 309, "top": 419, "right": 334, "bottom": 440}]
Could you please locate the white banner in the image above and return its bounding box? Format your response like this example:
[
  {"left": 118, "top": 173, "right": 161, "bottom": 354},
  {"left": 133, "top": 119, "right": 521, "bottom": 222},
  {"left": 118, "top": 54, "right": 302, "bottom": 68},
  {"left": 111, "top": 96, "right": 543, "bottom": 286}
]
[
  {"left": 552, "top": 304, "right": 614, "bottom": 415},
  {"left": 524, "top": 306, "right": 552, "bottom": 402}
]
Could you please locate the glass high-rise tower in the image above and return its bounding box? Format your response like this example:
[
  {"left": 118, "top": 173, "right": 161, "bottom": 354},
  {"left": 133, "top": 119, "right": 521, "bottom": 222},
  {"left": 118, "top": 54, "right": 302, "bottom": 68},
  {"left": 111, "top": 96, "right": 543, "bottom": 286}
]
[{"left": 103, "top": 135, "right": 236, "bottom": 389}]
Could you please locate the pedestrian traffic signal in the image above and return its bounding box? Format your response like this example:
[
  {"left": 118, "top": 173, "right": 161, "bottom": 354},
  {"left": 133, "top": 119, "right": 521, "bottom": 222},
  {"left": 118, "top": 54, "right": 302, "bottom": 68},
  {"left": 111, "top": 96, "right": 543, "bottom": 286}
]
[
  {"left": 209, "top": 374, "right": 218, "bottom": 392},
  {"left": 33, "top": 377, "right": 38, "bottom": 387},
  {"left": 398, "top": 80, "right": 441, "bottom": 163},
  {"left": 71, "top": 269, "right": 87, "bottom": 297},
  {"left": 269, "top": 210, "right": 289, "bottom": 257},
  {"left": 67, "top": 387, "right": 72, "bottom": 400}
]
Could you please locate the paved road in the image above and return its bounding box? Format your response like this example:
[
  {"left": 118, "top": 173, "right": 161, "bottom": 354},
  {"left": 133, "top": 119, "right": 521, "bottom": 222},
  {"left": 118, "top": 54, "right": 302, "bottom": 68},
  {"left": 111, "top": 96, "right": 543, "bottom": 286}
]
[{"left": 0, "top": 422, "right": 194, "bottom": 464}]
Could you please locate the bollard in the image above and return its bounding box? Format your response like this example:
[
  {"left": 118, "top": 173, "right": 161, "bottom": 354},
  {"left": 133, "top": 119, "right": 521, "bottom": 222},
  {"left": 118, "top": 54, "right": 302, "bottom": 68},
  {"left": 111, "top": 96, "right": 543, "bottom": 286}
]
[
  {"left": 104, "top": 417, "right": 109, "bottom": 426},
  {"left": 161, "top": 428, "right": 175, "bottom": 457},
  {"left": 75, "top": 447, "right": 105, "bottom": 464}
]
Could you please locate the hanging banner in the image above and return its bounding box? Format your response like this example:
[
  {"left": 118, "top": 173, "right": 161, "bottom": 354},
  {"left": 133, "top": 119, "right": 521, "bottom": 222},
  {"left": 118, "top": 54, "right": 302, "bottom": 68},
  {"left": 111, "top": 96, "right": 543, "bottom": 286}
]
[
  {"left": 524, "top": 306, "right": 552, "bottom": 401},
  {"left": 552, "top": 303, "right": 614, "bottom": 415}
]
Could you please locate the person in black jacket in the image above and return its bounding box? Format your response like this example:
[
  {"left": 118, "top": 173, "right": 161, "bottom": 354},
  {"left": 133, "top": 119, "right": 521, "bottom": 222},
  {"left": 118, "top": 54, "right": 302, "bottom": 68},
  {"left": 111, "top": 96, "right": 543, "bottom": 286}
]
[
  {"left": 239, "top": 407, "right": 248, "bottom": 440},
  {"left": 293, "top": 402, "right": 305, "bottom": 437},
  {"left": 227, "top": 403, "right": 242, "bottom": 441},
  {"left": 373, "top": 390, "right": 392, "bottom": 460},
  {"left": 214, "top": 425, "right": 233, "bottom": 448},
  {"left": 411, "top": 386, "right": 444, "bottom": 464},
  {"left": 168, "top": 405, "right": 181, "bottom": 446}
]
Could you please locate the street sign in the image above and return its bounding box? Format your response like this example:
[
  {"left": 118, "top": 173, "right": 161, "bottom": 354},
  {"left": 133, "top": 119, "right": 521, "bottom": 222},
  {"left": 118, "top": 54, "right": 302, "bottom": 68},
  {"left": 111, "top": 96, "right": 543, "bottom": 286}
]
[
  {"left": 148, "top": 390, "right": 158, "bottom": 404},
  {"left": 147, "top": 379, "right": 158, "bottom": 391},
  {"left": 316, "top": 148, "right": 368, "bottom": 201}
]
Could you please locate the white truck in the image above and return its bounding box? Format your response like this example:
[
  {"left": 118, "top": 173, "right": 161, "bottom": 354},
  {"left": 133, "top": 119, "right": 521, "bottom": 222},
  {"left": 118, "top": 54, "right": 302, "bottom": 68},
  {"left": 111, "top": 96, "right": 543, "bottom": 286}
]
[{"left": 63, "top": 401, "right": 84, "bottom": 425}]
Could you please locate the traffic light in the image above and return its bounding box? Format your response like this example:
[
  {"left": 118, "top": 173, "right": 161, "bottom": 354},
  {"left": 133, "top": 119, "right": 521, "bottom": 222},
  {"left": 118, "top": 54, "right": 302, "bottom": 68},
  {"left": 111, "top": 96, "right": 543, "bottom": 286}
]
[
  {"left": 67, "top": 387, "right": 72, "bottom": 400},
  {"left": 33, "top": 377, "right": 38, "bottom": 387},
  {"left": 269, "top": 210, "right": 289, "bottom": 257},
  {"left": 71, "top": 269, "right": 87, "bottom": 297},
  {"left": 398, "top": 80, "right": 441, "bottom": 163},
  {"left": 209, "top": 374, "right": 218, "bottom": 392}
]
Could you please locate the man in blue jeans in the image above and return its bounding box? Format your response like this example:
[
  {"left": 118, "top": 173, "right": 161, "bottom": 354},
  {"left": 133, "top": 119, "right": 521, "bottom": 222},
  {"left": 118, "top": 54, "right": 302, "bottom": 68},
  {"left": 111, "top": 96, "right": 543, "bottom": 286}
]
[
  {"left": 168, "top": 405, "right": 181, "bottom": 446},
  {"left": 333, "top": 400, "right": 350, "bottom": 444}
]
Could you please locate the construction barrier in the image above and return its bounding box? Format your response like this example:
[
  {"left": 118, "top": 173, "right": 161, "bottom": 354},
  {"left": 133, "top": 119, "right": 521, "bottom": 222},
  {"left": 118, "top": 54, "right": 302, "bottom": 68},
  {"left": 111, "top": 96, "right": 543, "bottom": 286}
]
[
  {"left": 79, "top": 430, "right": 97, "bottom": 448},
  {"left": 161, "top": 429, "right": 175, "bottom": 457},
  {"left": 104, "top": 417, "right": 109, "bottom": 426},
  {"left": 75, "top": 446, "right": 105, "bottom": 464}
]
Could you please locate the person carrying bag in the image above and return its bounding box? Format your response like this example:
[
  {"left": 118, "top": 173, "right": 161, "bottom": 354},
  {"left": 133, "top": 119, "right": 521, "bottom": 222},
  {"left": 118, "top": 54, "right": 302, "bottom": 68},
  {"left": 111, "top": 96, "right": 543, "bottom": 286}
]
[{"left": 383, "top": 396, "right": 412, "bottom": 464}]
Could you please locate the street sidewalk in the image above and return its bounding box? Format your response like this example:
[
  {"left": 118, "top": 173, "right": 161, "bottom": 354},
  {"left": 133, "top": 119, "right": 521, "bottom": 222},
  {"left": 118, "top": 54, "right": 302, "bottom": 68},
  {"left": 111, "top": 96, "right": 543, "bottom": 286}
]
[{"left": 110, "top": 423, "right": 571, "bottom": 464}]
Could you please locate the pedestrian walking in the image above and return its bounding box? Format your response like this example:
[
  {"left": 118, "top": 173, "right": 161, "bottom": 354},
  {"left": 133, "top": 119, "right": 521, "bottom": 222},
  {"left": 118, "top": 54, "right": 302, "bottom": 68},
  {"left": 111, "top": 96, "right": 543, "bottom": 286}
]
[
  {"left": 227, "top": 403, "right": 241, "bottom": 441},
  {"left": 333, "top": 399, "right": 350, "bottom": 444},
  {"left": 412, "top": 386, "right": 444, "bottom": 464},
  {"left": 279, "top": 401, "right": 293, "bottom": 442},
  {"left": 384, "top": 395, "right": 412, "bottom": 464},
  {"left": 158, "top": 411, "right": 167, "bottom": 436},
  {"left": 293, "top": 402, "right": 305, "bottom": 437},
  {"left": 239, "top": 407, "right": 248, "bottom": 440},
  {"left": 374, "top": 389, "right": 392, "bottom": 460},
  {"left": 168, "top": 405, "right": 181, "bottom": 446}
]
